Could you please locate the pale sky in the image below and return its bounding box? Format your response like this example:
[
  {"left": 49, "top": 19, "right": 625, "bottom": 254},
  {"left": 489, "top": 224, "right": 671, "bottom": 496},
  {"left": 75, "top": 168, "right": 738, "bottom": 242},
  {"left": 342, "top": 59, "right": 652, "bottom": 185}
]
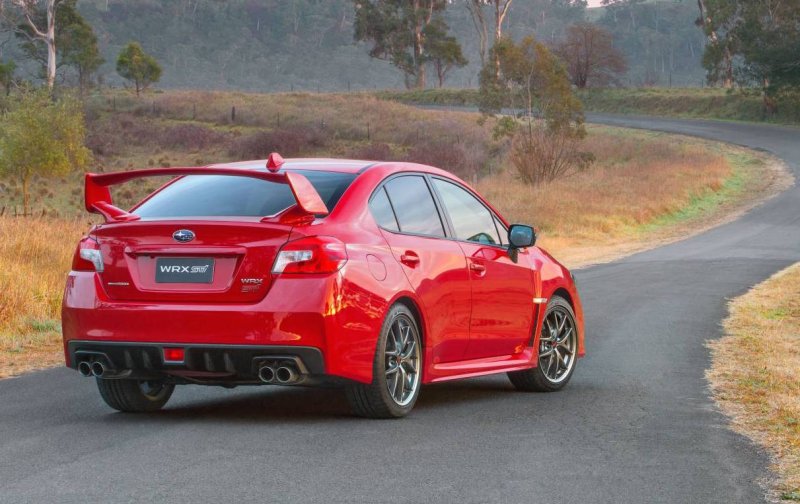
[{"left": 586, "top": 0, "right": 605, "bottom": 7}]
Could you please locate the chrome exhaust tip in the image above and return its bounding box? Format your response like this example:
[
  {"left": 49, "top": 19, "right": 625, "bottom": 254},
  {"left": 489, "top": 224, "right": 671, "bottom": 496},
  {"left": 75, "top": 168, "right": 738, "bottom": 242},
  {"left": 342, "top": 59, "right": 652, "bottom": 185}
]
[
  {"left": 77, "top": 361, "right": 93, "bottom": 377},
  {"left": 258, "top": 365, "right": 276, "bottom": 384},
  {"left": 90, "top": 361, "right": 105, "bottom": 378},
  {"left": 276, "top": 365, "right": 298, "bottom": 384}
]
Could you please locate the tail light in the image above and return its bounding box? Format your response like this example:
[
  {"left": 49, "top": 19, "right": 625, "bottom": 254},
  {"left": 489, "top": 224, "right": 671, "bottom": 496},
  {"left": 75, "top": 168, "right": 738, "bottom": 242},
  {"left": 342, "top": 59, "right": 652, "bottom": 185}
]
[
  {"left": 72, "top": 237, "right": 104, "bottom": 272},
  {"left": 272, "top": 236, "right": 348, "bottom": 274}
]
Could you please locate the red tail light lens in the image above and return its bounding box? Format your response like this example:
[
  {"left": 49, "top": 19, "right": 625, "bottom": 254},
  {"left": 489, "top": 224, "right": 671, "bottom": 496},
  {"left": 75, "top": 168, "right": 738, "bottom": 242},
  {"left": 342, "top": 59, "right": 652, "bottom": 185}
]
[
  {"left": 272, "top": 236, "right": 348, "bottom": 274},
  {"left": 71, "top": 237, "right": 104, "bottom": 272}
]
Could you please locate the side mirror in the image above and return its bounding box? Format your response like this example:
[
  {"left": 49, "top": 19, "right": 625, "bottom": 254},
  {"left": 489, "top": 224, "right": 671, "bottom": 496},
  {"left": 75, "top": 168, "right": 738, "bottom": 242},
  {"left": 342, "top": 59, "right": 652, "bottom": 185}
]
[{"left": 508, "top": 224, "right": 536, "bottom": 248}]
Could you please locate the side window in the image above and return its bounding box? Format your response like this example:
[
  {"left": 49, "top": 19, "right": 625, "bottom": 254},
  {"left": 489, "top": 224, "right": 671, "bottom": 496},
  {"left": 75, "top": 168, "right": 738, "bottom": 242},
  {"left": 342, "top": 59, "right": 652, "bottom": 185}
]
[
  {"left": 432, "top": 178, "right": 501, "bottom": 245},
  {"left": 383, "top": 176, "right": 445, "bottom": 237},
  {"left": 494, "top": 216, "right": 508, "bottom": 246},
  {"left": 369, "top": 187, "right": 400, "bottom": 231}
]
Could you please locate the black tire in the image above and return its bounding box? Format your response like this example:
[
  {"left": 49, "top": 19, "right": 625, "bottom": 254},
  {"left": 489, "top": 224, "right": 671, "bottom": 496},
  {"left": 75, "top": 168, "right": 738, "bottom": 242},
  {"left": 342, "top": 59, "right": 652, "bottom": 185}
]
[
  {"left": 508, "top": 296, "right": 578, "bottom": 392},
  {"left": 96, "top": 378, "right": 175, "bottom": 412},
  {"left": 346, "top": 303, "right": 422, "bottom": 419}
]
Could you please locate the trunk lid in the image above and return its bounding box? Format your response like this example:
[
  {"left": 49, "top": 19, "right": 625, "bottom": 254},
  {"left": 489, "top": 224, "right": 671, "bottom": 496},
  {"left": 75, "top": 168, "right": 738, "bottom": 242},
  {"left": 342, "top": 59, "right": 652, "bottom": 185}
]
[{"left": 93, "top": 220, "right": 289, "bottom": 303}]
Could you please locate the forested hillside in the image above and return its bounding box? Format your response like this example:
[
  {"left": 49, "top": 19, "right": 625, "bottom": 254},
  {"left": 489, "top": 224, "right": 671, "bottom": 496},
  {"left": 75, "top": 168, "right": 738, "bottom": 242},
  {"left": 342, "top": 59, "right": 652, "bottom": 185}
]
[{"left": 1, "top": 0, "right": 706, "bottom": 91}]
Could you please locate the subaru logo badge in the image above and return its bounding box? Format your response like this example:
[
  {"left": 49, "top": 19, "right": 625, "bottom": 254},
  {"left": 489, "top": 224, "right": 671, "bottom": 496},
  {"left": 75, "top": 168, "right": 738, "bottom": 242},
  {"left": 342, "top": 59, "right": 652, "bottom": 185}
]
[{"left": 173, "top": 229, "right": 195, "bottom": 243}]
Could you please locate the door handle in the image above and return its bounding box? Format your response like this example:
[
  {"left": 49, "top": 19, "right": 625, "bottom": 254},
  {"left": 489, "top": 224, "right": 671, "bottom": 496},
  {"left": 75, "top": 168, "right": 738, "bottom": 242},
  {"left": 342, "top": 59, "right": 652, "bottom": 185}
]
[
  {"left": 469, "top": 262, "right": 486, "bottom": 273},
  {"left": 400, "top": 251, "right": 420, "bottom": 267}
]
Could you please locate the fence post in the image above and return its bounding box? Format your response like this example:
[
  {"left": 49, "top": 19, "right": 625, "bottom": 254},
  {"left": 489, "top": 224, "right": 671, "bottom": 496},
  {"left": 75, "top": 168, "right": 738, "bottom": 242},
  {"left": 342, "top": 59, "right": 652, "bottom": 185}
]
[
  {"left": 192, "top": 103, "right": 196, "bottom": 120},
  {"left": 367, "top": 122, "right": 370, "bottom": 141},
  {"left": 231, "top": 106, "right": 236, "bottom": 123}
]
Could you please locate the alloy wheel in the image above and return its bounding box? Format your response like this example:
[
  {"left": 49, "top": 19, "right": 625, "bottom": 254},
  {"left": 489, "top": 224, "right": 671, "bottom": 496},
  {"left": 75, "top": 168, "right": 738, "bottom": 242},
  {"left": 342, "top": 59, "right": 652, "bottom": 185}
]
[
  {"left": 538, "top": 306, "right": 577, "bottom": 383},
  {"left": 384, "top": 314, "right": 421, "bottom": 406}
]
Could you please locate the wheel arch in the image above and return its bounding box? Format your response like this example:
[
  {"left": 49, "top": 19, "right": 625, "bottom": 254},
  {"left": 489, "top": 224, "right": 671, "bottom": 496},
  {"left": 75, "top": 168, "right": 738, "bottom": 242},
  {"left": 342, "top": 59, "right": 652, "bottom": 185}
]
[{"left": 551, "top": 287, "right": 573, "bottom": 308}]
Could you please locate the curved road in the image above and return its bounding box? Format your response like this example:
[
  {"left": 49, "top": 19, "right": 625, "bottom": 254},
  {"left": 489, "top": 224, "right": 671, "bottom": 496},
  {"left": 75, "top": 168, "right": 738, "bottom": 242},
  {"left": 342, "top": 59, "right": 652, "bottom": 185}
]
[{"left": 1, "top": 115, "right": 798, "bottom": 503}]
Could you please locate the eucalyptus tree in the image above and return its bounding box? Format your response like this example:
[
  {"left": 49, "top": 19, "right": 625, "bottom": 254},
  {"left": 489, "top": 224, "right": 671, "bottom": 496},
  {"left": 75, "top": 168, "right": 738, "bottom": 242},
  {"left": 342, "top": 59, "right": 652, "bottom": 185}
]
[
  {"left": 0, "top": 0, "right": 64, "bottom": 89},
  {"left": 353, "top": 0, "right": 451, "bottom": 89}
]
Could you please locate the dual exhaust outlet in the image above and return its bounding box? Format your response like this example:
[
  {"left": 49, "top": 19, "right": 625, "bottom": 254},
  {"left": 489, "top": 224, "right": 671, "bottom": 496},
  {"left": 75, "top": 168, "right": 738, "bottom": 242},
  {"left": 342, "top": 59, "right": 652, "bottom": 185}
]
[
  {"left": 79, "top": 357, "right": 304, "bottom": 384},
  {"left": 78, "top": 360, "right": 107, "bottom": 378},
  {"left": 258, "top": 362, "right": 300, "bottom": 385}
]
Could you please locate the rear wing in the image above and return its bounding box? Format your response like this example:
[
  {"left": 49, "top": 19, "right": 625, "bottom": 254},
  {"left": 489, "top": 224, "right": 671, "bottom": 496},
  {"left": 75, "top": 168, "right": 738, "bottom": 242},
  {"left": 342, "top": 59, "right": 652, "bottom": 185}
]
[{"left": 85, "top": 166, "right": 329, "bottom": 222}]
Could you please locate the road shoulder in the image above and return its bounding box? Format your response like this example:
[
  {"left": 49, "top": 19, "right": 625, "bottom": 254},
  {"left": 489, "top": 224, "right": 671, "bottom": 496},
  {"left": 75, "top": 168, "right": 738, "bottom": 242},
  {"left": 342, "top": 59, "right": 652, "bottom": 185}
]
[{"left": 707, "top": 263, "right": 800, "bottom": 502}]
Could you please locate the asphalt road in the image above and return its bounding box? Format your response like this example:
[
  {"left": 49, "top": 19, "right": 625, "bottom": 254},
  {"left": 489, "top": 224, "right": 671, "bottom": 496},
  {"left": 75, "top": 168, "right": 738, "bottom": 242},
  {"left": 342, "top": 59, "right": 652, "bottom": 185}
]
[{"left": 2, "top": 115, "right": 799, "bottom": 503}]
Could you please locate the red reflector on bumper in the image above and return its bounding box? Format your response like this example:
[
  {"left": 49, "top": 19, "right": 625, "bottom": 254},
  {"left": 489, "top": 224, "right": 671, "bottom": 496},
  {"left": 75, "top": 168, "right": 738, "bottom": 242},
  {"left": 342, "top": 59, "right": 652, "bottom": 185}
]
[{"left": 163, "top": 348, "right": 185, "bottom": 362}]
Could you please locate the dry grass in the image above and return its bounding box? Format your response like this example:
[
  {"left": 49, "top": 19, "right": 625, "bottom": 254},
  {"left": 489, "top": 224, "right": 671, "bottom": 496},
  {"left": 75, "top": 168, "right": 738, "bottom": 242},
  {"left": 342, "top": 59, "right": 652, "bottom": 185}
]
[
  {"left": 0, "top": 92, "right": 786, "bottom": 378},
  {"left": 0, "top": 217, "right": 94, "bottom": 377},
  {"left": 477, "top": 126, "right": 782, "bottom": 267},
  {"left": 707, "top": 263, "right": 800, "bottom": 500}
]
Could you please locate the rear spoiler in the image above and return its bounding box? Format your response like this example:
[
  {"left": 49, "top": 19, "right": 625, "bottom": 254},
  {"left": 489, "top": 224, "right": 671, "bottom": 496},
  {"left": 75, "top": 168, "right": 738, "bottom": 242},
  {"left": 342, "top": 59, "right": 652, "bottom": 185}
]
[{"left": 85, "top": 166, "right": 329, "bottom": 222}]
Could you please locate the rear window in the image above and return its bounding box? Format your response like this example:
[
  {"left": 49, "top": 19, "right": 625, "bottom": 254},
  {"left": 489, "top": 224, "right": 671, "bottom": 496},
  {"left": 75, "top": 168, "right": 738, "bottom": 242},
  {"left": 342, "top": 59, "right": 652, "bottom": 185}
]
[{"left": 133, "top": 170, "right": 356, "bottom": 219}]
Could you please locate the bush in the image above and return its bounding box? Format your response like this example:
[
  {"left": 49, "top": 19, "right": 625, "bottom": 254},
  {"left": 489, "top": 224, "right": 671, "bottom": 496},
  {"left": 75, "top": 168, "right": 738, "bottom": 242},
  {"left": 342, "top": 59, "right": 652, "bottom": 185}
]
[
  {"left": 161, "top": 124, "right": 226, "bottom": 151},
  {"left": 404, "top": 139, "right": 489, "bottom": 180},
  {"left": 348, "top": 142, "right": 393, "bottom": 161},
  {"left": 228, "top": 126, "right": 326, "bottom": 159},
  {"left": 509, "top": 127, "right": 594, "bottom": 185},
  {"left": 85, "top": 128, "right": 122, "bottom": 157}
]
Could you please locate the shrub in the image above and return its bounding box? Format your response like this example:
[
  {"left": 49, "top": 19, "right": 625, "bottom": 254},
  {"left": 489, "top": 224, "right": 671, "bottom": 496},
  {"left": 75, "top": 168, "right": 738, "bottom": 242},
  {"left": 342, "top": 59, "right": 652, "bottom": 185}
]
[
  {"left": 348, "top": 142, "right": 393, "bottom": 161},
  {"left": 160, "top": 124, "right": 226, "bottom": 151},
  {"left": 228, "top": 126, "right": 326, "bottom": 159},
  {"left": 85, "top": 129, "right": 122, "bottom": 157},
  {"left": 405, "top": 141, "right": 468, "bottom": 175},
  {"left": 509, "top": 126, "right": 594, "bottom": 186}
]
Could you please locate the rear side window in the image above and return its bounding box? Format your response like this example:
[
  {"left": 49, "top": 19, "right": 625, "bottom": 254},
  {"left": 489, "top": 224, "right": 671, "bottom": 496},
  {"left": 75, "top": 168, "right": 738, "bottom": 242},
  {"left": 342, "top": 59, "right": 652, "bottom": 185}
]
[
  {"left": 432, "top": 178, "right": 501, "bottom": 245},
  {"left": 369, "top": 187, "right": 399, "bottom": 231},
  {"left": 133, "top": 170, "right": 356, "bottom": 219},
  {"left": 383, "top": 176, "right": 445, "bottom": 237}
]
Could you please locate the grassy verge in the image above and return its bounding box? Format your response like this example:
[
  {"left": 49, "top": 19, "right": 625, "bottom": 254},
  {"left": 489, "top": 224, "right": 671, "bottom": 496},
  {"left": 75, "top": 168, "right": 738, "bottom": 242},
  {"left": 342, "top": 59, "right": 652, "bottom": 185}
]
[
  {"left": 578, "top": 88, "right": 800, "bottom": 125},
  {"left": 0, "top": 218, "right": 94, "bottom": 377},
  {"left": 707, "top": 263, "right": 800, "bottom": 501},
  {"left": 377, "top": 87, "right": 800, "bottom": 126},
  {"left": 478, "top": 126, "right": 787, "bottom": 267}
]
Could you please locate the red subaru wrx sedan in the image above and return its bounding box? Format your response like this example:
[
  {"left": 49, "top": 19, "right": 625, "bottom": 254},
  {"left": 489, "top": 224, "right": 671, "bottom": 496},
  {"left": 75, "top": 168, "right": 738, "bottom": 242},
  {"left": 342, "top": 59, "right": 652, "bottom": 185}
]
[{"left": 62, "top": 153, "right": 584, "bottom": 418}]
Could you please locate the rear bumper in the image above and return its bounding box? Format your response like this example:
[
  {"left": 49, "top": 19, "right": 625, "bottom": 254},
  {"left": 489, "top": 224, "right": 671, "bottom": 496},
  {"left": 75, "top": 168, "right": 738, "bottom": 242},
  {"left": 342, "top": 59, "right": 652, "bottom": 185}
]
[
  {"left": 67, "top": 340, "right": 326, "bottom": 385},
  {"left": 62, "top": 270, "right": 385, "bottom": 384}
]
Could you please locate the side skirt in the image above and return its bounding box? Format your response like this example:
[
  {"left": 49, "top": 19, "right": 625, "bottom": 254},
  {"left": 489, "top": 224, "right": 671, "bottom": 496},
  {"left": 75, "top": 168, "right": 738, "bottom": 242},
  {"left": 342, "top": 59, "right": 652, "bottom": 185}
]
[{"left": 424, "top": 348, "right": 537, "bottom": 384}]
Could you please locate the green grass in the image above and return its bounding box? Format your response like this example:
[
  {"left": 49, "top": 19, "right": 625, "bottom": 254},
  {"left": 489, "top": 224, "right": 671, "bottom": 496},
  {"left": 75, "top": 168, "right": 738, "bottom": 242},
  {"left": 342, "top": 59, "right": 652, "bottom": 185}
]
[
  {"left": 639, "top": 150, "right": 763, "bottom": 233},
  {"left": 376, "top": 88, "right": 480, "bottom": 107},
  {"left": 377, "top": 87, "right": 800, "bottom": 126},
  {"left": 578, "top": 88, "right": 800, "bottom": 125},
  {"left": 784, "top": 490, "right": 800, "bottom": 501}
]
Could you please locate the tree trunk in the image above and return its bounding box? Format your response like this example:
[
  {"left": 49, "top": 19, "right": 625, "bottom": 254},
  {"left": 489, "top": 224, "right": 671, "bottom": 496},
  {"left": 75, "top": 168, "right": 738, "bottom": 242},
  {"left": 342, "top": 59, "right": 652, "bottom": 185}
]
[
  {"left": 493, "top": 0, "right": 512, "bottom": 79},
  {"left": 466, "top": 0, "right": 488, "bottom": 67},
  {"left": 722, "top": 45, "right": 733, "bottom": 88},
  {"left": 45, "top": 0, "right": 57, "bottom": 90}
]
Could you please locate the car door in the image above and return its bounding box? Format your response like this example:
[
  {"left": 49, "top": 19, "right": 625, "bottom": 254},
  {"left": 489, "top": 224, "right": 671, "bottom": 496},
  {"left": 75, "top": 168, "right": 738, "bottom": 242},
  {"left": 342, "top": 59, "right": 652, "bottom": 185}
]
[
  {"left": 370, "top": 175, "right": 472, "bottom": 363},
  {"left": 430, "top": 177, "right": 536, "bottom": 360}
]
